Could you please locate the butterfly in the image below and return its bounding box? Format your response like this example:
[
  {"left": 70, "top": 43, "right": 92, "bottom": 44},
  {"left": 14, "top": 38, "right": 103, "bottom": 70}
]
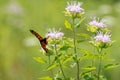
[{"left": 30, "top": 29, "right": 49, "bottom": 53}]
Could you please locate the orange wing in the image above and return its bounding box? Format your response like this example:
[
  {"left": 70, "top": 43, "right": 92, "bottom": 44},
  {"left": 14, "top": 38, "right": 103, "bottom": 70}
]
[
  {"left": 41, "top": 41, "right": 48, "bottom": 52},
  {"left": 30, "top": 29, "right": 48, "bottom": 52},
  {"left": 30, "top": 29, "right": 43, "bottom": 41}
]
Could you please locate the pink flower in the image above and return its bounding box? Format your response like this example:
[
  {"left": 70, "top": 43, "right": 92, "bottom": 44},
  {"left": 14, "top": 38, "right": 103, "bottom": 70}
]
[
  {"left": 89, "top": 18, "right": 106, "bottom": 28},
  {"left": 46, "top": 29, "right": 64, "bottom": 39},
  {"left": 65, "top": 1, "right": 84, "bottom": 14},
  {"left": 94, "top": 32, "right": 111, "bottom": 43}
]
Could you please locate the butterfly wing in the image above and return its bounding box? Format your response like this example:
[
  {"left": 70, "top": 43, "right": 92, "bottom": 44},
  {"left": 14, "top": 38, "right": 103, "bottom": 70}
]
[
  {"left": 30, "top": 29, "right": 43, "bottom": 41},
  {"left": 30, "top": 29, "right": 48, "bottom": 52},
  {"left": 41, "top": 41, "right": 48, "bottom": 52}
]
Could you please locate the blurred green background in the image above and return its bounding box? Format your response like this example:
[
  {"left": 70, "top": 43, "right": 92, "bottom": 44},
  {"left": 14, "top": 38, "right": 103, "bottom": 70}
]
[{"left": 0, "top": 0, "right": 120, "bottom": 80}]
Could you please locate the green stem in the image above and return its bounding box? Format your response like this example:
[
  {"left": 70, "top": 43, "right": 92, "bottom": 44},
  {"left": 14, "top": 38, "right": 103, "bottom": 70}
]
[
  {"left": 73, "top": 19, "right": 77, "bottom": 54},
  {"left": 97, "top": 48, "right": 102, "bottom": 80},
  {"left": 48, "top": 56, "right": 53, "bottom": 78},
  {"left": 72, "top": 18, "right": 80, "bottom": 80},
  {"left": 91, "top": 57, "right": 94, "bottom": 77},
  {"left": 76, "top": 60, "right": 80, "bottom": 80},
  {"left": 54, "top": 44, "right": 66, "bottom": 79},
  {"left": 90, "top": 47, "right": 95, "bottom": 77},
  {"left": 48, "top": 56, "right": 51, "bottom": 64}
]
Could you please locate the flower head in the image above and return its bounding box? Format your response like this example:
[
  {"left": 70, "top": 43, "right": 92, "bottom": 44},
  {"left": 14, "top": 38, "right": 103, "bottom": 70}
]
[
  {"left": 94, "top": 32, "right": 111, "bottom": 43},
  {"left": 65, "top": 1, "right": 84, "bottom": 14},
  {"left": 89, "top": 18, "right": 106, "bottom": 28},
  {"left": 46, "top": 29, "right": 64, "bottom": 39}
]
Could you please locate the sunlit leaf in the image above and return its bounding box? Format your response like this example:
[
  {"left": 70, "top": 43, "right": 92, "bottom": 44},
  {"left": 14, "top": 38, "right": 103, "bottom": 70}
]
[
  {"left": 87, "top": 25, "right": 98, "bottom": 32},
  {"left": 33, "top": 57, "right": 46, "bottom": 64},
  {"left": 77, "top": 33, "right": 90, "bottom": 39},
  {"left": 64, "top": 20, "right": 72, "bottom": 30},
  {"left": 104, "top": 63, "right": 119, "bottom": 70},
  {"left": 46, "top": 63, "right": 57, "bottom": 71},
  {"left": 102, "top": 57, "right": 115, "bottom": 61},
  {"left": 63, "top": 57, "right": 72, "bottom": 64},
  {"left": 79, "top": 49, "right": 91, "bottom": 55},
  {"left": 75, "top": 17, "right": 86, "bottom": 28},
  {"left": 62, "top": 65, "right": 69, "bottom": 69},
  {"left": 38, "top": 76, "right": 52, "bottom": 80}
]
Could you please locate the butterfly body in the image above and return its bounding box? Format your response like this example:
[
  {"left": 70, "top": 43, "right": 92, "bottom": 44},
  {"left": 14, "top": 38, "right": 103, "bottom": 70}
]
[{"left": 30, "top": 29, "right": 48, "bottom": 52}]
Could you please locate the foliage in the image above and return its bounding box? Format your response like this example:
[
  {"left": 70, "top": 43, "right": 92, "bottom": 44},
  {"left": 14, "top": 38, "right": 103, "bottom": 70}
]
[
  {"left": 31, "top": 1, "right": 119, "bottom": 80},
  {"left": 0, "top": 0, "right": 120, "bottom": 80}
]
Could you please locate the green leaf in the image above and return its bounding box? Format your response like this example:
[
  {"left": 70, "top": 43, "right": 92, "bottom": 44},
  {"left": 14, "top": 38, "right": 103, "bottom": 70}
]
[
  {"left": 102, "top": 57, "right": 115, "bottom": 61},
  {"left": 83, "top": 75, "right": 94, "bottom": 80},
  {"left": 46, "top": 63, "right": 57, "bottom": 71},
  {"left": 63, "top": 57, "right": 72, "bottom": 64},
  {"left": 55, "top": 77, "right": 62, "bottom": 80},
  {"left": 87, "top": 25, "right": 98, "bottom": 32},
  {"left": 77, "top": 33, "right": 90, "bottom": 39},
  {"left": 59, "top": 45, "right": 72, "bottom": 51},
  {"left": 38, "top": 76, "right": 52, "bottom": 80},
  {"left": 81, "top": 71, "right": 91, "bottom": 76},
  {"left": 78, "top": 49, "right": 99, "bottom": 60},
  {"left": 81, "top": 71, "right": 95, "bottom": 80},
  {"left": 82, "top": 66, "right": 96, "bottom": 70},
  {"left": 104, "top": 63, "right": 119, "bottom": 70},
  {"left": 64, "top": 20, "right": 72, "bottom": 30},
  {"left": 77, "top": 39, "right": 85, "bottom": 43},
  {"left": 79, "top": 49, "right": 91, "bottom": 55},
  {"left": 75, "top": 17, "right": 86, "bottom": 28},
  {"left": 33, "top": 57, "right": 46, "bottom": 64}
]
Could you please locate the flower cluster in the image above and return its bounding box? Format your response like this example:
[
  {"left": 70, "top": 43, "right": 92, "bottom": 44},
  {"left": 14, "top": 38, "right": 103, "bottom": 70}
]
[
  {"left": 65, "top": 1, "right": 84, "bottom": 13},
  {"left": 88, "top": 17, "right": 113, "bottom": 48},
  {"left": 46, "top": 29, "right": 64, "bottom": 40},
  {"left": 65, "top": 1, "right": 84, "bottom": 18},
  {"left": 94, "top": 32, "right": 111, "bottom": 43},
  {"left": 87, "top": 18, "right": 106, "bottom": 32},
  {"left": 89, "top": 18, "right": 106, "bottom": 28}
]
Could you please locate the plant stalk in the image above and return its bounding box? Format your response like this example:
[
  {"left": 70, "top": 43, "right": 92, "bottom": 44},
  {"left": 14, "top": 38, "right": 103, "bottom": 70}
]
[
  {"left": 72, "top": 18, "right": 80, "bottom": 80},
  {"left": 48, "top": 56, "right": 54, "bottom": 78},
  {"left": 90, "top": 46, "right": 96, "bottom": 77},
  {"left": 54, "top": 44, "right": 66, "bottom": 79},
  {"left": 97, "top": 48, "right": 102, "bottom": 80}
]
